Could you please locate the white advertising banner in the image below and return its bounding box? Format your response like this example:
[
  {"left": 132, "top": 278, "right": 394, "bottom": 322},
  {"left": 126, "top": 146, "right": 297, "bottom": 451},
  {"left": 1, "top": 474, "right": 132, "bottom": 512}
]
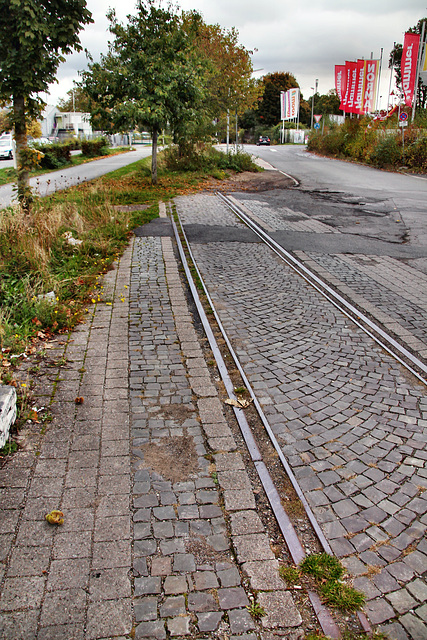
[{"left": 281, "top": 88, "right": 300, "bottom": 120}]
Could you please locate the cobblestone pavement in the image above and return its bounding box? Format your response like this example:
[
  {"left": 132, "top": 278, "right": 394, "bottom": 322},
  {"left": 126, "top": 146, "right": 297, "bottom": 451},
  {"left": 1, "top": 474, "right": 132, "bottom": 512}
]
[
  {"left": 0, "top": 202, "right": 305, "bottom": 639},
  {"left": 0, "top": 243, "right": 133, "bottom": 639},
  {"left": 232, "top": 195, "right": 427, "bottom": 362},
  {"left": 177, "top": 193, "right": 427, "bottom": 640}
]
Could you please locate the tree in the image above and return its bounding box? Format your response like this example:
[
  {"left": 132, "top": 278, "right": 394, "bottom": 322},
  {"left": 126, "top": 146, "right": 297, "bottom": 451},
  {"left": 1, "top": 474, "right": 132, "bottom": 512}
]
[
  {"left": 257, "top": 72, "right": 300, "bottom": 126},
  {"left": 389, "top": 18, "right": 427, "bottom": 110},
  {"left": 314, "top": 90, "right": 342, "bottom": 116},
  {"left": 82, "top": 0, "right": 204, "bottom": 185},
  {"left": 0, "top": 0, "right": 92, "bottom": 209},
  {"left": 58, "top": 85, "right": 92, "bottom": 113},
  {"left": 0, "top": 108, "right": 10, "bottom": 134},
  {"left": 182, "top": 14, "right": 261, "bottom": 139}
]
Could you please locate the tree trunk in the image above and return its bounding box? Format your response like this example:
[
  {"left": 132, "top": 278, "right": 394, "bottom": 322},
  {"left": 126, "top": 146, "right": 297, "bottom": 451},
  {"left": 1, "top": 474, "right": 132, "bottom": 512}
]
[
  {"left": 13, "top": 94, "right": 31, "bottom": 211},
  {"left": 151, "top": 128, "right": 158, "bottom": 185}
]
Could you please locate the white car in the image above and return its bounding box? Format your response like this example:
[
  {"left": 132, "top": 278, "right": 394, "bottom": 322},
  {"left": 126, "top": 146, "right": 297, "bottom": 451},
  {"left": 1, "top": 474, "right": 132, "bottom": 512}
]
[
  {"left": 29, "top": 137, "right": 52, "bottom": 146},
  {"left": 0, "top": 134, "right": 13, "bottom": 160}
]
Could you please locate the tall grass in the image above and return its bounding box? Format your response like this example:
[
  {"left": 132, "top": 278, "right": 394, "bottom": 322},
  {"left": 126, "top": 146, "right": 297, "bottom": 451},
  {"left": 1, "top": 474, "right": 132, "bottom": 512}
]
[{"left": 1, "top": 149, "right": 254, "bottom": 360}]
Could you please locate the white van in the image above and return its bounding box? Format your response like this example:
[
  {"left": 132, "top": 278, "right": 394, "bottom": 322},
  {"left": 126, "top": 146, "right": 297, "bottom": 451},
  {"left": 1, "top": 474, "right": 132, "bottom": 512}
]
[{"left": 0, "top": 134, "right": 13, "bottom": 160}]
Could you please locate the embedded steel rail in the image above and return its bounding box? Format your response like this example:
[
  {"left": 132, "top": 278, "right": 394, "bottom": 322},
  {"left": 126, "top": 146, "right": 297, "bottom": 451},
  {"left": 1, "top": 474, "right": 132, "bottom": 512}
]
[
  {"left": 170, "top": 209, "right": 371, "bottom": 639},
  {"left": 217, "top": 192, "right": 427, "bottom": 388}
]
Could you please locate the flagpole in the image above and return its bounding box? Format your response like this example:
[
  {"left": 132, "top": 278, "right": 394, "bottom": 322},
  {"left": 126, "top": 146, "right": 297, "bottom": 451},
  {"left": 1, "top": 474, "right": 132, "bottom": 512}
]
[
  {"left": 376, "top": 48, "right": 383, "bottom": 112},
  {"left": 388, "top": 43, "right": 395, "bottom": 111}
]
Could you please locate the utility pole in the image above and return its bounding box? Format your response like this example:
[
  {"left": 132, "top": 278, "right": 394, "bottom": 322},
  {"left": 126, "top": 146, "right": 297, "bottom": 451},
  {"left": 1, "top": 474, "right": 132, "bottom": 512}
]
[{"left": 310, "top": 79, "right": 318, "bottom": 129}]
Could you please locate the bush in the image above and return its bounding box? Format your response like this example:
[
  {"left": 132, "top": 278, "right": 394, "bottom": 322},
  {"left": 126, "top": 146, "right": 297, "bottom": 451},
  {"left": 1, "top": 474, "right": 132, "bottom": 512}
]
[
  {"left": 81, "top": 137, "right": 109, "bottom": 157},
  {"left": 405, "top": 135, "right": 427, "bottom": 171},
  {"left": 369, "top": 134, "right": 402, "bottom": 168},
  {"left": 164, "top": 144, "right": 258, "bottom": 173},
  {"left": 34, "top": 142, "right": 73, "bottom": 169}
]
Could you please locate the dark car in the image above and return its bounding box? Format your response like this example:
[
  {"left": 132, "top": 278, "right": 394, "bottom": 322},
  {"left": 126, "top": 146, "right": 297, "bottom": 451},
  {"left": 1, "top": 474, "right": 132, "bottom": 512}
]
[{"left": 257, "top": 136, "right": 270, "bottom": 146}]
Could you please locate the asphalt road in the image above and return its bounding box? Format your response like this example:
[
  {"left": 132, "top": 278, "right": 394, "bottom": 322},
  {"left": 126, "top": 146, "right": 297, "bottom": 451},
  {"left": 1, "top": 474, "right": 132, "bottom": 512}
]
[
  {"left": 246, "top": 144, "right": 427, "bottom": 249},
  {"left": 0, "top": 145, "right": 152, "bottom": 209}
]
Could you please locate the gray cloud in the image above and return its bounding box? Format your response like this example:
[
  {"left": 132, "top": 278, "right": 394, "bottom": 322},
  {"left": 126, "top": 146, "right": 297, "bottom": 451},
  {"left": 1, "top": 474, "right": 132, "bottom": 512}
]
[{"left": 44, "top": 0, "right": 425, "bottom": 110}]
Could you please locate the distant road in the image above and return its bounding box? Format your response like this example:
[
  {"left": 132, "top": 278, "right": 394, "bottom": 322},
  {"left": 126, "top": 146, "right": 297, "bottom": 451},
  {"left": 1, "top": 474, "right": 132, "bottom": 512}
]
[
  {"left": 246, "top": 143, "right": 427, "bottom": 248},
  {"left": 0, "top": 145, "right": 152, "bottom": 209}
]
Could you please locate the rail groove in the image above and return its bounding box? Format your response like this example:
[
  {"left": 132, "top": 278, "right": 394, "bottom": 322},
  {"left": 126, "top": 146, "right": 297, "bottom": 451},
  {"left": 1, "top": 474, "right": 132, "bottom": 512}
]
[{"left": 170, "top": 206, "right": 367, "bottom": 639}]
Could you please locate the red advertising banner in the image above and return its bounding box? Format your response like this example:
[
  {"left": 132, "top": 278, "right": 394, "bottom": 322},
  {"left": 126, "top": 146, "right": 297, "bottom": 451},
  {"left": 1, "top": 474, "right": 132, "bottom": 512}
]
[
  {"left": 341, "top": 61, "right": 358, "bottom": 113},
  {"left": 335, "top": 65, "right": 347, "bottom": 103},
  {"left": 401, "top": 32, "right": 420, "bottom": 106},
  {"left": 362, "top": 59, "right": 379, "bottom": 113},
  {"left": 355, "top": 59, "right": 366, "bottom": 114}
]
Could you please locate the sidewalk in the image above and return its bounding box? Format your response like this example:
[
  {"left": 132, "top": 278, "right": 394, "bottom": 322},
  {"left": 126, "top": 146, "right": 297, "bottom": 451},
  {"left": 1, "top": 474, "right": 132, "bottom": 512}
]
[{"left": 0, "top": 204, "right": 304, "bottom": 639}]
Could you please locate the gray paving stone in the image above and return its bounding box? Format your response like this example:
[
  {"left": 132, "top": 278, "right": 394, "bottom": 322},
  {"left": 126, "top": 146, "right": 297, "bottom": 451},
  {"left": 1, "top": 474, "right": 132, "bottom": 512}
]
[
  {"left": 386, "top": 589, "right": 418, "bottom": 614},
  {"left": 135, "top": 597, "right": 158, "bottom": 621},
  {"left": 257, "top": 591, "right": 302, "bottom": 628},
  {"left": 167, "top": 615, "right": 191, "bottom": 636},
  {"left": 173, "top": 553, "right": 196, "bottom": 573},
  {"left": 196, "top": 611, "right": 223, "bottom": 632},
  {"left": 229, "top": 510, "right": 264, "bottom": 535},
  {"left": 364, "top": 598, "right": 396, "bottom": 625},
  {"left": 228, "top": 608, "right": 256, "bottom": 633},
  {"left": 134, "top": 576, "right": 162, "bottom": 595},
  {"left": 193, "top": 571, "right": 219, "bottom": 590},
  {"left": 233, "top": 534, "right": 275, "bottom": 563},
  {"left": 218, "top": 587, "right": 249, "bottom": 610},
  {"left": 218, "top": 566, "right": 241, "bottom": 587},
  {"left": 373, "top": 569, "right": 400, "bottom": 594},
  {"left": 135, "top": 619, "right": 166, "bottom": 639},
  {"left": 407, "top": 578, "right": 427, "bottom": 603},
  {"left": 164, "top": 575, "right": 188, "bottom": 595},
  {"left": 160, "top": 595, "right": 186, "bottom": 618},
  {"left": 188, "top": 591, "right": 219, "bottom": 612},
  {"left": 378, "top": 622, "right": 409, "bottom": 640},
  {"left": 243, "top": 560, "right": 284, "bottom": 590},
  {"left": 400, "top": 612, "right": 427, "bottom": 639}
]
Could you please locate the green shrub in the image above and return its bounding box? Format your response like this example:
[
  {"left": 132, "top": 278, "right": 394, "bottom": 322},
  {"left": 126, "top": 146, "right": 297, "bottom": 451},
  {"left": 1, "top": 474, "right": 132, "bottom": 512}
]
[
  {"left": 405, "top": 135, "right": 427, "bottom": 171},
  {"left": 34, "top": 142, "right": 73, "bottom": 169},
  {"left": 164, "top": 144, "right": 258, "bottom": 173},
  {"left": 369, "top": 134, "right": 402, "bottom": 168},
  {"left": 81, "top": 137, "right": 109, "bottom": 157}
]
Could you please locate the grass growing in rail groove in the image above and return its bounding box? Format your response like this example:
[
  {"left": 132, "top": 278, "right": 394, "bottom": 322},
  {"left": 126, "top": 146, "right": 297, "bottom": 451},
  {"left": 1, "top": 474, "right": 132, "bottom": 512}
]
[{"left": 280, "top": 553, "right": 366, "bottom": 613}]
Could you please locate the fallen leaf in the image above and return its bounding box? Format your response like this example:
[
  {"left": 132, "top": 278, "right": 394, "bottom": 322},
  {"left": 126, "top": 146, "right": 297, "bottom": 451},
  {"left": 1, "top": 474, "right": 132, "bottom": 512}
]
[
  {"left": 225, "top": 398, "right": 253, "bottom": 409},
  {"left": 75, "top": 397, "right": 84, "bottom": 404},
  {"left": 45, "top": 510, "right": 64, "bottom": 525}
]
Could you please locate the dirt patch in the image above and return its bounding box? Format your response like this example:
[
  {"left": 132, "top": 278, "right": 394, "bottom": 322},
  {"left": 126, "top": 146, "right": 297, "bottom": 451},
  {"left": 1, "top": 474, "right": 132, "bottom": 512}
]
[
  {"left": 205, "top": 170, "right": 293, "bottom": 193},
  {"left": 186, "top": 534, "right": 228, "bottom": 565},
  {"left": 153, "top": 404, "right": 196, "bottom": 423},
  {"left": 140, "top": 434, "right": 199, "bottom": 483}
]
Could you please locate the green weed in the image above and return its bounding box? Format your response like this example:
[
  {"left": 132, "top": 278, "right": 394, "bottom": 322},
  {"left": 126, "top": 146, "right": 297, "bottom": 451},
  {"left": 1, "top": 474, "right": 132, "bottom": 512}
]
[
  {"left": 298, "top": 553, "right": 365, "bottom": 613},
  {"left": 246, "top": 600, "right": 266, "bottom": 619}
]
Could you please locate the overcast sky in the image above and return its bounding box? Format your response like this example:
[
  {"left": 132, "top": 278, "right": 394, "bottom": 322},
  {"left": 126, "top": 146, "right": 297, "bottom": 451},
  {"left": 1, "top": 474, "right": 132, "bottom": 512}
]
[{"left": 43, "top": 0, "right": 426, "bottom": 110}]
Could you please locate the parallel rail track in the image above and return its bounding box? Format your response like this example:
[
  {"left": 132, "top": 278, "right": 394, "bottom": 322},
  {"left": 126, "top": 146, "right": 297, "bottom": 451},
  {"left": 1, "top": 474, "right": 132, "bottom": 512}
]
[{"left": 169, "top": 197, "right": 394, "bottom": 638}]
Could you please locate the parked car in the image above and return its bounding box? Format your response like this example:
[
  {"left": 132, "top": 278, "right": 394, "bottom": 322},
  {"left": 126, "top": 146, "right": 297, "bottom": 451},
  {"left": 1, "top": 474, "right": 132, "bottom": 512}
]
[
  {"left": 29, "top": 137, "right": 52, "bottom": 147},
  {"left": 0, "top": 134, "right": 13, "bottom": 159},
  {"left": 257, "top": 136, "right": 270, "bottom": 146}
]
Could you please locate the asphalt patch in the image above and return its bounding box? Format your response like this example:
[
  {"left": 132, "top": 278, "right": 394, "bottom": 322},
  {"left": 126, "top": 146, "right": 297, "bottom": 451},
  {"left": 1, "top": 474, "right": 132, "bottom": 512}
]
[
  {"left": 184, "top": 224, "right": 262, "bottom": 244},
  {"left": 134, "top": 218, "right": 173, "bottom": 237}
]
